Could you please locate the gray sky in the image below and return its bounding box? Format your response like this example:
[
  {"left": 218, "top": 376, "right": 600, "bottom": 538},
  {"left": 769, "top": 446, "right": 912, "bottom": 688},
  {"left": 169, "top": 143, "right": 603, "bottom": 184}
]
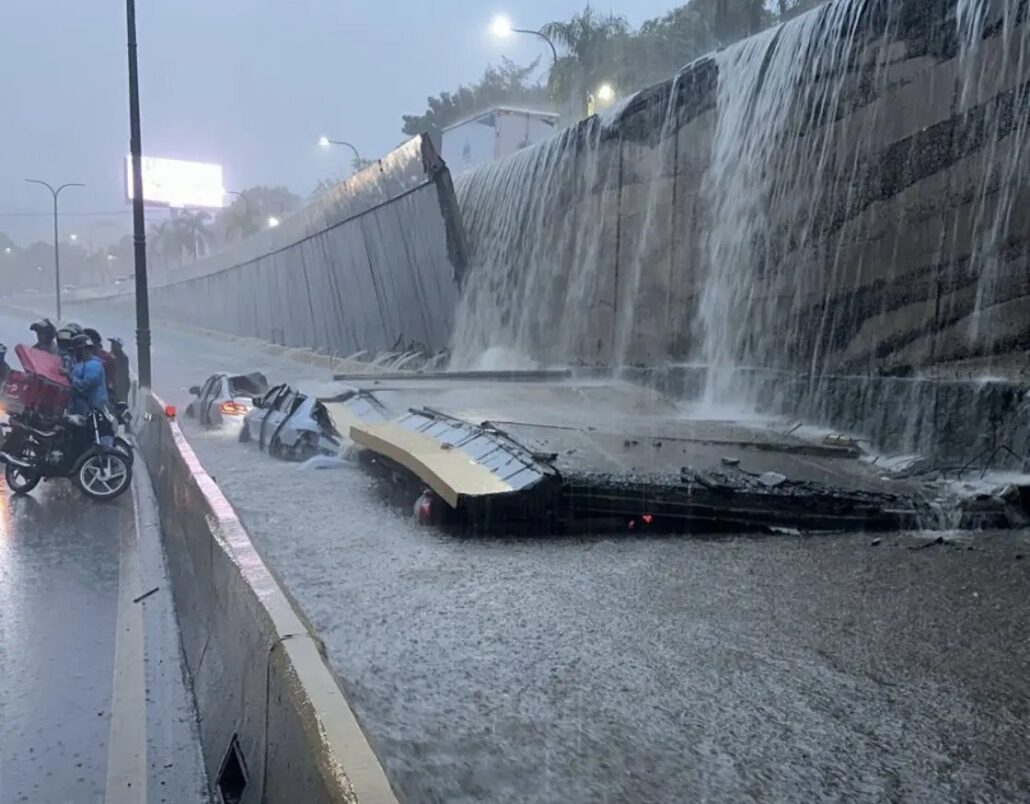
[{"left": 0, "top": 0, "right": 674, "bottom": 247}]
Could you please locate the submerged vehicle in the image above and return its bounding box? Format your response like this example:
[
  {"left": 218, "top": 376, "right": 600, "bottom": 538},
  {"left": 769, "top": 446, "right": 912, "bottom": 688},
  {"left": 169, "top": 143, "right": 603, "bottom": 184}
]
[
  {"left": 0, "top": 343, "right": 133, "bottom": 500},
  {"left": 240, "top": 383, "right": 341, "bottom": 461},
  {"left": 185, "top": 371, "right": 268, "bottom": 426}
]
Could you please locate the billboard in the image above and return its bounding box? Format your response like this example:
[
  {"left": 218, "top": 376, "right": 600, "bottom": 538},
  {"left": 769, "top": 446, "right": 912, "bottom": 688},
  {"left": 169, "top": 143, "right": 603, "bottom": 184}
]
[{"left": 125, "top": 156, "right": 225, "bottom": 208}]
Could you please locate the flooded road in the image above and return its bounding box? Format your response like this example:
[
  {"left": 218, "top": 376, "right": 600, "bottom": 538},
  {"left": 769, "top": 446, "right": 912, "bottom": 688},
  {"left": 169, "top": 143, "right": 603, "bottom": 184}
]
[
  {"left": 0, "top": 312, "right": 208, "bottom": 804},
  {"left": 4, "top": 306, "right": 1029, "bottom": 802}
]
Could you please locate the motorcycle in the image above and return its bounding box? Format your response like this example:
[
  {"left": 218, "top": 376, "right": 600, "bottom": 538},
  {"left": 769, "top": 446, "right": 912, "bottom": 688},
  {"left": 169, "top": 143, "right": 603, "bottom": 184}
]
[
  {"left": 0, "top": 407, "right": 133, "bottom": 500},
  {"left": 0, "top": 341, "right": 133, "bottom": 500}
]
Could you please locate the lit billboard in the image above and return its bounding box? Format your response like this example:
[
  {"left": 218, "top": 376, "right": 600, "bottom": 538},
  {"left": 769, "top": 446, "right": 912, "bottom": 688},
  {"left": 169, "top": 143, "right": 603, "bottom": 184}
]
[{"left": 125, "top": 155, "right": 225, "bottom": 208}]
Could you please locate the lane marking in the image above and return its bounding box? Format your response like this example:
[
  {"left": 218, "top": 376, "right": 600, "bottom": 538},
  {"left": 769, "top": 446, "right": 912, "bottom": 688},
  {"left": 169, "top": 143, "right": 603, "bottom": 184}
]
[{"left": 104, "top": 485, "right": 148, "bottom": 804}]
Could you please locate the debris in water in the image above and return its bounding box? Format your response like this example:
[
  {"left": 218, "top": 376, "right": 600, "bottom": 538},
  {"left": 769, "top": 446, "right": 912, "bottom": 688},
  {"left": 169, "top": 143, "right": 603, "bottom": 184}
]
[
  {"left": 759, "top": 472, "right": 787, "bottom": 488},
  {"left": 721, "top": 457, "right": 740, "bottom": 467},
  {"left": 299, "top": 455, "right": 351, "bottom": 471},
  {"left": 133, "top": 587, "right": 160, "bottom": 604},
  {"left": 909, "top": 536, "right": 946, "bottom": 551},
  {"left": 870, "top": 537, "right": 882, "bottom": 546}
]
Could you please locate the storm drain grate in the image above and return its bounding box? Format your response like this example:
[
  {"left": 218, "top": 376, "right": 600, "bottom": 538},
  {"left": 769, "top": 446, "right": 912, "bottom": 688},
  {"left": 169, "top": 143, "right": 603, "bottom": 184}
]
[{"left": 216, "top": 733, "right": 248, "bottom": 804}]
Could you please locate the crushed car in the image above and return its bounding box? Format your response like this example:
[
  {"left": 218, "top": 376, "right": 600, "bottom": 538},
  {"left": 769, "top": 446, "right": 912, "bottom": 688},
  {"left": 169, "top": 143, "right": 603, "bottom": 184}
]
[
  {"left": 239, "top": 383, "right": 341, "bottom": 461},
  {"left": 185, "top": 372, "right": 269, "bottom": 426}
]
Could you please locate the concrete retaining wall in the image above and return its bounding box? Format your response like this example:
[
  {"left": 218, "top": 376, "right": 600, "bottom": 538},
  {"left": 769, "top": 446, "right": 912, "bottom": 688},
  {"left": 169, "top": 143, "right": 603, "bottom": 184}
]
[
  {"left": 135, "top": 391, "right": 397, "bottom": 803},
  {"left": 452, "top": 0, "right": 1030, "bottom": 379},
  {"left": 76, "top": 134, "right": 465, "bottom": 356}
]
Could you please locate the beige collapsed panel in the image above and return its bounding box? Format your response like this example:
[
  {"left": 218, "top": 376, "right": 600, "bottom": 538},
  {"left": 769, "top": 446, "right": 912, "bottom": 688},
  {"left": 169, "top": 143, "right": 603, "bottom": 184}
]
[
  {"left": 324, "top": 402, "right": 367, "bottom": 436},
  {"left": 350, "top": 421, "right": 513, "bottom": 508}
]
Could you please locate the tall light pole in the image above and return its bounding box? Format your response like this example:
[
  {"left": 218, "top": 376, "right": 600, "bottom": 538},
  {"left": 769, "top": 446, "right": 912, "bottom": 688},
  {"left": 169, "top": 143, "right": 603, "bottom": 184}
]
[
  {"left": 490, "top": 15, "right": 559, "bottom": 67},
  {"left": 318, "top": 136, "right": 362, "bottom": 171},
  {"left": 125, "top": 0, "right": 151, "bottom": 387},
  {"left": 24, "top": 178, "right": 84, "bottom": 321}
]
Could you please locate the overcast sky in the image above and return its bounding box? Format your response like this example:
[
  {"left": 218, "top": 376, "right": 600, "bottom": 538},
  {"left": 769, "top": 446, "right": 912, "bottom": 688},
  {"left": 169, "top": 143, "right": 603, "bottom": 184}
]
[{"left": 0, "top": 0, "right": 674, "bottom": 247}]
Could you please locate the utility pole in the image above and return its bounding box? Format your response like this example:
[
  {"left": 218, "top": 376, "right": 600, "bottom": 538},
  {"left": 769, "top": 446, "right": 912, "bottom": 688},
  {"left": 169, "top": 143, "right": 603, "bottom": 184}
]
[
  {"left": 125, "top": 0, "right": 151, "bottom": 387},
  {"left": 24, "top": 179, "right": 84, "bottom": 321}
]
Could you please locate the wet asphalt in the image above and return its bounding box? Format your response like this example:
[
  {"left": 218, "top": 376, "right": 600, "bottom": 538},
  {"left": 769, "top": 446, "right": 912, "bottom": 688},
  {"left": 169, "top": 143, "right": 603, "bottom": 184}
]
[
  {"left": 0, "top": 311, "right": 208, "bottom": 804},
  {"left": 5, "top": 306, "right": 1030, "bottom": 802}
]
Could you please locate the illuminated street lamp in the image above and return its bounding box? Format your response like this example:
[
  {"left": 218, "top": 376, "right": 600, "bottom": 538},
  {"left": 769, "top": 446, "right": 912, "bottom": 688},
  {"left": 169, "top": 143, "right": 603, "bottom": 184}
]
[
  {"left": 597, "top": 83, "right": 616, "bottom": 103},
  {"left": 489, "top": 15, "right": 558, "bottom": 67},
  {"left": 3, "top": 247, "right": 11, "bottom": 254},
  {"left": 267, "top": 216, "right": 281, "bottom": 229},
  {"left": 69, "top": 233, "right": 79, "bottom": 242},
  {"left": 319, "top": 135, "right": 361, "bottom": 162}
]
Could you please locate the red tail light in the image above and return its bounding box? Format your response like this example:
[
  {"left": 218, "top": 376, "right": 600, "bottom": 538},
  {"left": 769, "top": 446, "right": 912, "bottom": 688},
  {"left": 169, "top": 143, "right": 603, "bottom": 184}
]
[{"left": 219, "top": 401, "right": 248, "bottom": 416}]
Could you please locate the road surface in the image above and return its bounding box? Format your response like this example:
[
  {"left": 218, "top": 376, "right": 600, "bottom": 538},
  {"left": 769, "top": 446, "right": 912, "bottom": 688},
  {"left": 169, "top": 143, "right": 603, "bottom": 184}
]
[
  {"left": 0, "top": 312, "right": 209, "bottom": 804},
  {"left": 4, "top": 305, "right": 1030, "bottom": 803}
]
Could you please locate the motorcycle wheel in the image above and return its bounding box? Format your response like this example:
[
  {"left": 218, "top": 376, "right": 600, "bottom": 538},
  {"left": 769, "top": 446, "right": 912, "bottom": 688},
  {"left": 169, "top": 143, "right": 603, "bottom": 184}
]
[
  {"left": 73, "top": 448, "right": 132, "bottom": 502},
  {"left": 4, "top": 462, "right": 41, "bottom": 495}
]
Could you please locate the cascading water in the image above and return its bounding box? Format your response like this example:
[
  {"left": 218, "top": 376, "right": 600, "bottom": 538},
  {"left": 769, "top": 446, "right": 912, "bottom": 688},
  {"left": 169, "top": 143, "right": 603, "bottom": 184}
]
[
  {"left": 953, "top": 0, "right": 1030, "bottom": 347},
  {"left": 452, "top": 0, "right": 1030, "bottom": 401}
]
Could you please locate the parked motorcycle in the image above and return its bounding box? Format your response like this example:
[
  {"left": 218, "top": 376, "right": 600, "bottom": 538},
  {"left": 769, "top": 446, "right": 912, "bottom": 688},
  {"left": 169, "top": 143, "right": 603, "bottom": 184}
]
[{"left": 0, "top": 407, "right": 133, "bottom": 500}]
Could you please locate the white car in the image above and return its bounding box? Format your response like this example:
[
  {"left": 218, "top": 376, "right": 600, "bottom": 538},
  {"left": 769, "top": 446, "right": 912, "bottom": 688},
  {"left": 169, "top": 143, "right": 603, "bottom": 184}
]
[
  {"left": 240, "top": 383, "right": 341, "bottom": 460},
  {"left": 185, "top": 372, "right": 269, "bottom": 426}
]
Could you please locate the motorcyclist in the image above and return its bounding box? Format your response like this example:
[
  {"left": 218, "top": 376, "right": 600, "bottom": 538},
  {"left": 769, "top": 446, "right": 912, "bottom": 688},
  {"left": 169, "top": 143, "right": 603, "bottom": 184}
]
[
  {"left": 30, "top": 319, "right": 58, "bottom": 354},
  {"left": 83, "top": 328, "right": 117, "bottom": 400},
  {"left": 64, "top": 334, "right": 109, "bottom": 417}
]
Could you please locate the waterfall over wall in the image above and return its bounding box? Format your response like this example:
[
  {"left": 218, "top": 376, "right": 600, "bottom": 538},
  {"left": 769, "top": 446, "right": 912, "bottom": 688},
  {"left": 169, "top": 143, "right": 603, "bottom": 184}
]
[{"left": 452, "top": 0, "right": 1030, "bottom": 391}]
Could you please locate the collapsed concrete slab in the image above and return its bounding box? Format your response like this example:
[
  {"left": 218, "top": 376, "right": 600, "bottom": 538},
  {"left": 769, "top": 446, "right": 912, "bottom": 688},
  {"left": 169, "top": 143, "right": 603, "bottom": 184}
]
[{"left": 337, "top": 374, "right": 961, "bottom": 533}]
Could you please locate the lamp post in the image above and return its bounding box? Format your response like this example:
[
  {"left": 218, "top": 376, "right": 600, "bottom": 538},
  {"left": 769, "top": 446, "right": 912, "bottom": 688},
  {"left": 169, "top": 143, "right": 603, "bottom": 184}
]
[
  {"left": 318, "top": 136, "right": 363, "bottom": 172},
  {"left": 490, "top": 15, "right": 559, "bottom": 67},
  {"left": 125, "top": 0, "right": 152, "bottom": 387},
  {"left": 24, "top": 178, "right": 84, "bottom": 321}
]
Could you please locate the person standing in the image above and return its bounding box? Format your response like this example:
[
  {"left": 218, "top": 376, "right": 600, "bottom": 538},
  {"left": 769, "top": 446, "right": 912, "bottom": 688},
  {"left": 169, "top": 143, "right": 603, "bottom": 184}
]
[
  {"left": 30, "top": 319, "right": 58, "bottom": 354},
  {"left": 108, "top": 338, "right": 131, "bottom": 404},
  {"left": 64, "top": 334, "right": 109, "bottom": 416}
]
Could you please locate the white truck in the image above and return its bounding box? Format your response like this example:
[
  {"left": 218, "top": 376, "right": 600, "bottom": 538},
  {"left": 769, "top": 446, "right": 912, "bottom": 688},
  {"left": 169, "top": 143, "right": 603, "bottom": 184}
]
[{"left": 440, "top": 106, "right": 559, "bottom": 175}]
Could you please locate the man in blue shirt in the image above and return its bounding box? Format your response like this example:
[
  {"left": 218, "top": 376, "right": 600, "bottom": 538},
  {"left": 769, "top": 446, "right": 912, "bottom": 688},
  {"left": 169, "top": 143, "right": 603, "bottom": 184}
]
[{"left": 65, "top": 334, "right": 109, "bottom": 416}]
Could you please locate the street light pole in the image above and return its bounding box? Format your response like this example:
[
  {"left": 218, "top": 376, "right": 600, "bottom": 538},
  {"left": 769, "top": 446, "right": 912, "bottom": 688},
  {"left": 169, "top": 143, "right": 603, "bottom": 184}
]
[
  {"left": 24, "top": 178, "right": 84, "bottom": 321},
  {"left": 512, "top": 27, "right": 559, "bottom": 67},
  {"left": 319, "top": 137, "right": 362, "bottom": 169},
  {"left": 125, "top": 0, "right": 151, "bottom": 387}
]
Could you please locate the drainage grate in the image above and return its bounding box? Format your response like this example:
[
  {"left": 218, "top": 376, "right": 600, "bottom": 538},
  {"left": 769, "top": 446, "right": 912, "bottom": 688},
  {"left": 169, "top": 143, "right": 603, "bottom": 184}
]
[{"left": 216, "top": 734, "right": 248, "bottom": 804}]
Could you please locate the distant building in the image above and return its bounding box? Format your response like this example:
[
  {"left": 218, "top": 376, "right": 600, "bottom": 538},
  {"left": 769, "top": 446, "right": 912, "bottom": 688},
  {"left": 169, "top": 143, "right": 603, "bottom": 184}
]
[{"left": 440, "top": 107, "right": 559, "bottom": 174}]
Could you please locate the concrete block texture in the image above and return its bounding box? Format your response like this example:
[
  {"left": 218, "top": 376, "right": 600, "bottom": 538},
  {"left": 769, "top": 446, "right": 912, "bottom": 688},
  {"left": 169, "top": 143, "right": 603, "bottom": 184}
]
[
  {"left": 452, "top": 0, "right": 1030, "bottom": 380},
  {"left": 136, "top": 392, "right": 398, "bottom": 804}
]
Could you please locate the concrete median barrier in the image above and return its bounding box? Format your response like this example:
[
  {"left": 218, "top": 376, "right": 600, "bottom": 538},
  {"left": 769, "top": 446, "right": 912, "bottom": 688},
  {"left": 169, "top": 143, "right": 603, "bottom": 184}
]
[{"left": 135, "top": 390, "right": 397, "bottom": 804}]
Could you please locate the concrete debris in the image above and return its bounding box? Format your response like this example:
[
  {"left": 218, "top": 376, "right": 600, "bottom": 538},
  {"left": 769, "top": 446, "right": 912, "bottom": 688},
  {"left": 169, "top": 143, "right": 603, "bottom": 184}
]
[
  {"left": 721, "top": 457, "right": 741, "bottom": 467},
  {"left": 909, "top": 535, "right": 946, "bottom": 551},
  {"left": 870, "top": 537, "right": 882, "bottom": 546},
  {"left": 759, "top": 471, "right": 787, "bottom": 488}
]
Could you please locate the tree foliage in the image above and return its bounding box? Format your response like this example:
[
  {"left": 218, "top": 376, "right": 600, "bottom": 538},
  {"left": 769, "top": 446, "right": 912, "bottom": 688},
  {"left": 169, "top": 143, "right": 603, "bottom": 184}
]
[
  {"left": 400, "top": 1, "right": 828, "bottom": 133},
  {"left": 402, "top": 57, "right": 550, "bottom": 136}
]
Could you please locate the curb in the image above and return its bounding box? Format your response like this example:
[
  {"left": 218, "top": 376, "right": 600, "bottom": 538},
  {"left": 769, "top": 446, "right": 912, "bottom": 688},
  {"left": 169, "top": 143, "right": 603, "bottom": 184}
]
[{"left": 136, "top": 390, "right": 398, "bottom": 803}]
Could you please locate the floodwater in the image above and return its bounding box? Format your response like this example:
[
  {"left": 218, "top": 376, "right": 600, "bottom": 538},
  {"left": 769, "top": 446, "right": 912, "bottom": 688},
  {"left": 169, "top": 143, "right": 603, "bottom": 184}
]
[{"left": 6, "top": 306, "right": 1028, "bottom": 802}]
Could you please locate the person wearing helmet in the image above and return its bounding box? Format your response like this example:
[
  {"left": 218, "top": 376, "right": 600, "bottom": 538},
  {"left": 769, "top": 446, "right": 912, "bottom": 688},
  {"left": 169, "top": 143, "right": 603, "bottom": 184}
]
[
  {"left": 64, "top": 333, "right": 109, "bottom": 416},
  {"left": 55, "top": 328, "right": 76, "bottom": 370},
  {"left": 30, "top": 319, "right": 58, "bottom": 354},
  {"left": 83, "top": 328, "right": 117, "bottom": 399}
]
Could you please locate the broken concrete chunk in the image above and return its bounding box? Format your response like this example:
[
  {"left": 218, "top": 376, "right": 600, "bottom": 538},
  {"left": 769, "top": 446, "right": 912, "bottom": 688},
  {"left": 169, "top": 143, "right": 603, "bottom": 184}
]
[{"left": 759, "top": 471, "right": 787, "bottom": 488}]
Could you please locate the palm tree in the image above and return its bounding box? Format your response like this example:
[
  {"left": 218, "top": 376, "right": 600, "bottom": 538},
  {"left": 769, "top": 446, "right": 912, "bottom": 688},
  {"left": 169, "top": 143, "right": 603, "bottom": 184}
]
[
  {"left": 542, "top": 7, "right": 630, "bottom": 116},
  {"left": 170, "top": 210, "right": 213, "bottom": 262}
]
